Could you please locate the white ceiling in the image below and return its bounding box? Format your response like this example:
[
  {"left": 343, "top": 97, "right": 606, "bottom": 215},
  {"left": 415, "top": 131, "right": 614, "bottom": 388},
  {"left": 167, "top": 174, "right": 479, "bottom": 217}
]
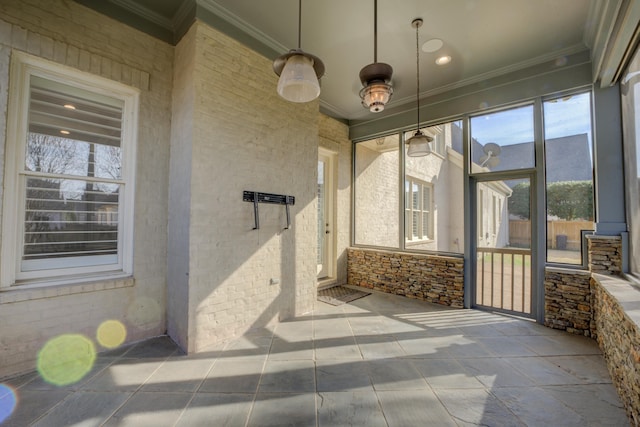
[{"left": 83, "top": 0, "right": 597, "bottom": 122}]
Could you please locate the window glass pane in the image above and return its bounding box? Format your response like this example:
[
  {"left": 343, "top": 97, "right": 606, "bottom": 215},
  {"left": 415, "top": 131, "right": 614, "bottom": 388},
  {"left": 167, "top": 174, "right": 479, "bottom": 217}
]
[
  {"left": 27, "top": 77, "right": 123, "bottom": 180},
  {"left": 543, "top": 93, "right": 594, "bottom": 265},
  {"left": 23, "top": 177, "right": 119, "bottom": 269},
  {"left": 622, "top": 48, "right": 640, "bottom": 277},
  {"left": 470, "top": 105, "right": 535, "bottom": 173},
  {"left": 354, "top": 135, "right": 399, "bottom": 248},
  {"left": 412, "top": 182, "right": 420, "bottom": 209},
  {"left": 404, "top": 120, "right": 464, "bottom": 252}
]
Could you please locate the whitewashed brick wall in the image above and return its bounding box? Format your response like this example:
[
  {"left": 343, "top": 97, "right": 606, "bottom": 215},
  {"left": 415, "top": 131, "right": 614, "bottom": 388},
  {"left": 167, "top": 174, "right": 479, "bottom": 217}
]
[
  {"left": 168, "top": 22, "right": 318, "bottom": 352},
  {"left": 0, "top": 0, "right": 172, "bottom": 378}
]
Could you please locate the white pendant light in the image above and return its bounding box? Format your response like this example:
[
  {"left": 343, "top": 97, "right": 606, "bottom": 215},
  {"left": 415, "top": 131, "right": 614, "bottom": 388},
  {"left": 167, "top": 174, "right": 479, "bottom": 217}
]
[
  {"left": 273, "top": 0, "right": 325, "bottom": 103},
  {"left": 406, "top": 18, "right": 433, "bottom": 157},
  {"left": 359, "top": 0, "right": 393, "bottom": 112}
]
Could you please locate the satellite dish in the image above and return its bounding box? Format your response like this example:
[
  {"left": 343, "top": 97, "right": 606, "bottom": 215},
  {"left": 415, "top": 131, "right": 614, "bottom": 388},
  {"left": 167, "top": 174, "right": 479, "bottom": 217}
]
[{"left": 479, "top": 143, "right": 501, "bottom": 168}]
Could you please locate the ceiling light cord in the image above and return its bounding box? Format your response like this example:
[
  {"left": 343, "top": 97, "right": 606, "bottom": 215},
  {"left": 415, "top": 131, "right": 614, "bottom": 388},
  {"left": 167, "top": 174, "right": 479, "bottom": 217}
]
[
  {"left": 415, "top": 20, "right": 420, "bottom": 133},
  {"left": 297, "top": 0, "right": 302, "bottom": 49},
  {"left": 374, "top": 0, "right": 378, "bottom": 63}
]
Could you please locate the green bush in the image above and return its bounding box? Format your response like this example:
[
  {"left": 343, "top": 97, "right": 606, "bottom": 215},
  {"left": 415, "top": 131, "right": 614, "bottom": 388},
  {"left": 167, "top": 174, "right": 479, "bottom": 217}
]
[{"left": 507, "top": 181, "right": 593, "bottom": 220}]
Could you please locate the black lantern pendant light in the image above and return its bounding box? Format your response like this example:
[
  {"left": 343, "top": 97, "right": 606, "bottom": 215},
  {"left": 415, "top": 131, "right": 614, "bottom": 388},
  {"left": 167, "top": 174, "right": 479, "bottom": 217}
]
[
  {"left": 273, "top": 0, "right": 325, "bottom": 103},
  {"left": 406, "top": 18, "right": 433, "bottom": 157},
  {"left": 359, "top": 0, "right": 394, "bottom": 113}
]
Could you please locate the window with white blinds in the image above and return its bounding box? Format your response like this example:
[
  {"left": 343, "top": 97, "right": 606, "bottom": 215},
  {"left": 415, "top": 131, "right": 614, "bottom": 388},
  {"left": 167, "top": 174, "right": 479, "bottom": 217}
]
[
  {"left": 404, "top": 177, "right": 433, "bottom": 242},
  {"left": 1, "top": 53, "right": 138, "bottom": 286}
]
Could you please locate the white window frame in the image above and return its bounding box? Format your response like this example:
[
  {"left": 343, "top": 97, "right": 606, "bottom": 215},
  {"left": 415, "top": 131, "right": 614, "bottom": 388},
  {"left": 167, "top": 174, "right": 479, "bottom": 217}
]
[
  {"left": 405, "top": 177, "right": 434, "bottom": 242},
  {"left": 1, "top": 52, "right": 138, "bottom": 288}
]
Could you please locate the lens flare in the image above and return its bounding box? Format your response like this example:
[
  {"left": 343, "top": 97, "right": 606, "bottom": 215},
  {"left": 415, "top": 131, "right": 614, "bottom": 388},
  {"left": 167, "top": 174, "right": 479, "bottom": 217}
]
[
  {"left": 97, "top": 320, "right": 127, "bottom": 349},
  {"left": 0, "top": 384, "right": 17, "bottom": 424},
  {"left": 37, "top": 334, "right": 96, "bottom": 386}
]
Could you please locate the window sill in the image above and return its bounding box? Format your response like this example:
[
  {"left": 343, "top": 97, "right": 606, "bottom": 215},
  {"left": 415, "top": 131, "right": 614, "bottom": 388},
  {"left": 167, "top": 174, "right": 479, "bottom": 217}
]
[
  {"left": 0, "top": 274, "right": 134, "bottom": 304},
  {"left": 406, "top": 239, "right": 434, "bottom": 247}
]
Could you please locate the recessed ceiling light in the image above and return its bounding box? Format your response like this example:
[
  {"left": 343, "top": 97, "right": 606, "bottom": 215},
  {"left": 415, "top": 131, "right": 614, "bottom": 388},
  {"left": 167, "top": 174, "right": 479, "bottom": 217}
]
[
  {"left": 435, "top": 55, "right": 452, "bottom": 65},
  {"left": 63, "top": 104, "right": 76, "bottom": 110},
  {"left": 60, "top": 130, "right": 70, "bottom": 135},
  {"left": 422, "top": 38, "right": 443, "bottom": 53}
]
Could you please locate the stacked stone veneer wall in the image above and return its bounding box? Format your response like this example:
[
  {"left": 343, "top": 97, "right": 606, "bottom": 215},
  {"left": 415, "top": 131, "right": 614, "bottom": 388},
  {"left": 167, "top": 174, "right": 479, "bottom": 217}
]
[
  {"left": 592, "top": 274, "right": 640, "bottom": 425},
  {"left": 588, "top": 235, "right": 622, "bottom": 275},
  {"left": 347, "top": 248, "right": 464, "bottom": 307},
  {"left": 544, "top": 235, "right": 638, "bottom": 424},
  {"left": 544, "top": 269, "right": 593, "bottom": 336}
]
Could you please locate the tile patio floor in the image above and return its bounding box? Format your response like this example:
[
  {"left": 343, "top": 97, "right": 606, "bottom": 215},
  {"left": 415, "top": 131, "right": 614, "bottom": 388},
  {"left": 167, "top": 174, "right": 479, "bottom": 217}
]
[{"left": 1, "top": 287, "right": 629, "bottom": 426}]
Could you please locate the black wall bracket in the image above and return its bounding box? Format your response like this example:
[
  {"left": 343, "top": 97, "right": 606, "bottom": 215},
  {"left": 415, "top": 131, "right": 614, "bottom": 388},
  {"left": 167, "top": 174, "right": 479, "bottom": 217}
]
[{"left": 243, "top": 191, "right": 295, "bottom": 230}]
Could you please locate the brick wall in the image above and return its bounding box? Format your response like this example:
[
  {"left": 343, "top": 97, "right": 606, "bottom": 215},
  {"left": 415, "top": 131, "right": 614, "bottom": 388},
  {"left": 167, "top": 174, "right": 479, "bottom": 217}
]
[
  {"left": 0, "top": 0, "right": 173, "bottom": 378},
  {"left": 347, "top": 248, "right": 464, "bottom": 307},
  {"left": 168, "top": 22, "right": 319, "bottom": 352}
]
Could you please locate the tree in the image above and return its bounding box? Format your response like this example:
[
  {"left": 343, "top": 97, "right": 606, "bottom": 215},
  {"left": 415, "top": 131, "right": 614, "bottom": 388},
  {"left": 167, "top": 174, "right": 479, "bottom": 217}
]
[{"left": 507, "top": 180, "right": 594, "bottom": 220}]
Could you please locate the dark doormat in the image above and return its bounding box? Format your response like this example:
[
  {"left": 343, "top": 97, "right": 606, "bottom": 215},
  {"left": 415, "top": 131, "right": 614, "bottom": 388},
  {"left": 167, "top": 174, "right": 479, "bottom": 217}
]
[{"left": 318, "top": 286, "right": 371, "bottom": 306}]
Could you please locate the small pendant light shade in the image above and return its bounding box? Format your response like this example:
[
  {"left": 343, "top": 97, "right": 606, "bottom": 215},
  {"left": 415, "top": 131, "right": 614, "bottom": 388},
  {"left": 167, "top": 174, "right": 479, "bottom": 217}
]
[
  {"left": 406, "top": 130, "right": 433, "bottom": 157},
  {"left": 359, "top": 0, "right": 393, "bottom": 112},
  {"left": 277, "top": 53, "right": 321, "bottom": 103},
  {"left": 273, "top": 0, "right": 325, "bottom": 103}
]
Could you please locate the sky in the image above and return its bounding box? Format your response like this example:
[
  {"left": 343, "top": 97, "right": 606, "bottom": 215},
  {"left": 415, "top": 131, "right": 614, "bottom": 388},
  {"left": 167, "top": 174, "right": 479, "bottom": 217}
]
[{"left": 470, "top": 93, "right": 592, "bottom": 147}]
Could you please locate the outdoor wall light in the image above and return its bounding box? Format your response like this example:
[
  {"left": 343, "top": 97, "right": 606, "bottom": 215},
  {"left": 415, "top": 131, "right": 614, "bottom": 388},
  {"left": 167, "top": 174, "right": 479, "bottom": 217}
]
[
  {"left": 273, "top": 0, "right": 325, "bottom": 103},
  {"left": 406, "top": 18, "right": 433, "bottom": 157},
  {"left": 359, "top": 0, "right": 393, "bottom": 113}
]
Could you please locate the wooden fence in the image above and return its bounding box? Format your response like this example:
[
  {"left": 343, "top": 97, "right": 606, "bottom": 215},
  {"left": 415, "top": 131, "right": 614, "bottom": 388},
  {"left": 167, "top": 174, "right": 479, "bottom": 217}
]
[{"left": 509, "top": 220, "right": 593, "bottom": 250}]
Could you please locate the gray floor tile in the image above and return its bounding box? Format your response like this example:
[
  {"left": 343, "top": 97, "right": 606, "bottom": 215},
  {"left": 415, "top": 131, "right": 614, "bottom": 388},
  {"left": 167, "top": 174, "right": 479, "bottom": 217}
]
[
  {"left": 396, "top": 336, "right": 453, "bottom": 358},
  {"left": 504, "top": 356, "right": 585, "bottom": 385},
  {"left": 491, "top": 386, "right": 585, "bottom": 427},
  {"left": 313, "top": 318, "right": 353, "bottom": 339},
  {"left": 141, "top": 357, "right": 214, "bottom": 392},
  {"left": 473, "top": 336, "right": 538, "bottom": 357},
  {"left": 81, "top": 358, "right": 165, "bottom": 392},
  {"left": 103, "top": 392, "right": 192, "bottom": 426},
  {"left": 314, "top": 336, "right": 362, "bottom": 360},
  {"left": 367, "top": 359, "right": 428, "bottom": 390},
  {"left": 316, "top": 360, "right": 373, "bottom": 392},
  {"left": 218, "top": 335, "right": 272, "bottom": 361},
  {"left": 268, "top": 337, "right": 314, "bottom": 360},
  {"left": 273, "top": 319, "right": 314, "bottom": 341},
  {"left": 31, "top": 391, "right": 131, "bottom": 427},
  {"left": 0, "top": 289, "right": 628, "bottom": 427},
  {"left": 199, "top": 359, "right": 264, "bottom": 393},
  {"left": 317, "top": 391, "right": 387, "bottom": 427},
  {"left": 545, "top": 355, "right": 614, "bottom": 383},
  {"left": 21, "top": 360, "right": 111, "bottom": 391},
  {"left": 435, "top": 388, "right": 526, "bottom": 427},
  {"left": 122, "top": 336, "right": 180, "bottom": 359},
  {"left": 412, "top": 358, "right": 485, "bottom": 389},
  {"left": 457, "top": 357, "right": 535, "bottom": 388},
  {"left": 377, "top": 389, "right": 457, "bottom": 427},
  {"left": 259, "top": 360, "right": 315, "bottom": 392},
  {"left": 249, "top": 393, "right": 316, "bottom": 427},
  {"left": 355, "top": 334, "right": 406, "bottom": 359},
  {"left": 541, "top": 384, "right": 629, "bottom": 426},
  {"left": 175, "top": 393, "right": 254, "bottom": 427},
  {"left": 514, "top": 334, "right": 602, "bottom": 356},
  {"left": 0, "top": 389, "right": 70, "bottom": 427}
]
